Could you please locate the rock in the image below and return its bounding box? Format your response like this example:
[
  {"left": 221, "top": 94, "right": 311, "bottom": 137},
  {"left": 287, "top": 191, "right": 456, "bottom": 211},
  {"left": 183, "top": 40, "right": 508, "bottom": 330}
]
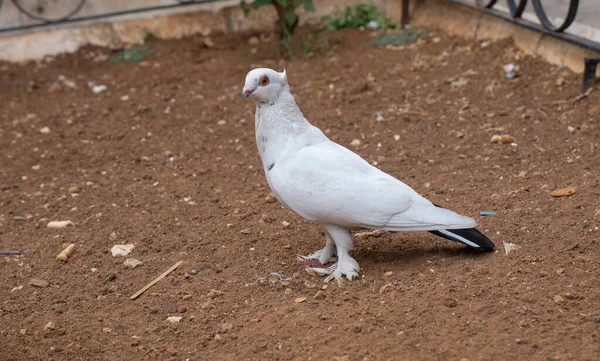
[
  {"left": 503, "top": 242, "right": 519, "bottom": 255},
  {"left": 394, "top": 134, "right": 400, "bottom": 141},
  {"left": 491, "top": 134, "right": 515, "bottom": 144},
  {"left": 102, "top": 327, "right": 112, "bottom": 333},
  {"left": 304, "top": 281, "right": 317, "bottom": 289},
  {"left": 123, "top": 258, "right": 143, "bottom": 269},
  {"left": 40, "top": 126, "right": 51, "bottom": 134},
  {"left": 208, "top": 289, "right": 224, "bottom": 299},
  {"left": 166, "top": 316, "right": 182, "bottom": 323},
  {"left": 47, "top": 220, "right": 74, "bottom": 228},
  {"left": 314, "top": 291, "right": 326, "bottom": 300},
  {"left": 44, "top": 322, "right": 55, "bottom": 330},
  {"left": 220, "top": 322, "right": 233, "bottom": 332},
  {"left": 203, "top": 37, "right": 215, "bottom": 48},
  {"left": 177, "top": 305, "right": 187, "bottom": 313},
  {"left": 567, "top": 125, "right": 575, "bottom": 133},
  {"left": 443, "top": 298, "right": 459, "bottom": 308},
  {"left": 217, "top": 120, "right": 226, "bottom": 125},
  {"left": 556, "top": 76, "right": 566, "bottom": 87},
  {"left": 379, "top": 283, "right": 394, "bottom": 295},
  {"left": 248, "top": 36, "right": 260, "bottom": 45},
  {"left": 91, "top": 85, "right": 107, "bottom": 93},
  {"left": 14, "top": 216, "right": 26, "bottom": 222},
  {"left": 265, "top": 192, "right": 276, "bottom": 203},
  {"left": 281, "top": 221, "right": 290, "bottom": 228},
  {"left": 450, "top": 78, "right": 468, "bottom": 88},
  {"left": 30, "top": 278, "right": 49, "bottom": 288},
  {"left": 188, "top": 269, "right": 200, "bottom": 275},
  {"left": 240, "top": 229, "right": 251, "bottom": 234},
  {"left": 105, "top": 273, "right": 117, "bottom": 282},
  {"left": 109, "top": 232, "right": 118, "bottom": 240},
  {"left": 19, "top": 328, "right": 27, "bottom": 335},
  {"left": 259, "top": 213, "right": 272, "bottom": 223},
  {"left": 384, "top": 271, "right": 394, "bottom": 278},
  {"left": 550, "top": 186, "right": 576, "bottom": 197},
  {"left": 67, "top": 186, "right": 80, "bottom": 194},
  {"left": 594, "top": 315, "right": 600, "bottom": 323},
  {"left": 120, "top": 95, "right": 129, "bottom": 101},
  {"left": 294, "top": 297, "right": 307, "bottom": 303},
  {"left": 350, "top": 139, "right": 361, "bottom": 148},
  {"left": 351, "top": 324, "right": 362, "bottom": 333},
  {"left": 553, "top": 295, "right": 565, "bottom": 304},
  {"left": 110, "top": 244, "right": 135, "bottom": 257}
]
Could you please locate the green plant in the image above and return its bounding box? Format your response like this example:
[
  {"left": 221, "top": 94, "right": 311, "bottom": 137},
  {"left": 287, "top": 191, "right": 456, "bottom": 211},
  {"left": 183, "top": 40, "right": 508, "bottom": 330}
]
[
  {"left": 370, "top": 28, "right": 429, "bottom": 47},
  {"left": 325, "top": 2, "right": 396, "bottom": 31},
  {"left": 110, "top": 45, "right": 153, "bottom": 63},
  {"left": 240, "top": 0, "right": 315, "bottom": 57},
  {"left": 143, "top": 30, "right": 154, "bottom": 41}
]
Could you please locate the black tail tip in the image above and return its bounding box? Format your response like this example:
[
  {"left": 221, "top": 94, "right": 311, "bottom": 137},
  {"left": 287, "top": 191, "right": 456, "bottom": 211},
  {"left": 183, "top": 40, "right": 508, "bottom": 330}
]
[{"left": 430, "top": 228, "right": 495, "bottom": 252}]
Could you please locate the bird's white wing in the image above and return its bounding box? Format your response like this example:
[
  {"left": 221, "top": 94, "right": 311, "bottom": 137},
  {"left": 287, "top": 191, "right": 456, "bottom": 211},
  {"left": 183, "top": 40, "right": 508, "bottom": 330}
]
[{"left": 268, "top": 141, "right": 476, "bottom": 231}]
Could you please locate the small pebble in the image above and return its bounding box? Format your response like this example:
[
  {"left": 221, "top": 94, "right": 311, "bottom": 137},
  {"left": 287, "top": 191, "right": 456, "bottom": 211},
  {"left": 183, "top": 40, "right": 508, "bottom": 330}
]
[
  {"left": 351, "top": 324, "right": 362, "bottom": 333},
  {"left": 40, "top": 126, "right": 51, "bottom": 134},
  {"left": 550, "top": 186, "right": 576, "bottom": 197},
  {"left": 123, "top": 258, "right": 143, "bottom": 269},
  {"left": 111, "top": 244, "right": 135, "bottom": 257},
  {"left": 188, "top": 269, "right": 200, "bottom": 275},
  {"left": 384, "top": 271, "right": 394, "bottom": 278},
  {"left": 208, "top": 289, "right": 224, "bottom": 299},
  {"left": 282, "top": 221, "right": 290, "bottom": 228},
  {"left": 105, "top": 273, "right": 117, "bottom": 282},
  {"left": 443, "top": 298, "right": 459, "bottom": 308},
  {"left": 47, "top": 220, "right": 74, "bottom": 228},
  {"left": 265, "top": 192, "right": 276, "bottom": 203},
  {"left": 30, "top": 278, "right": 49, "bottom": 288},
  {"left": 44, "top": 322, "right": 55, "bottom": 330},
  {"left": 177, "top": 305, "right": 187, "bottom": 313},
  {"left": 594, "top": 315, "right": 600, "bottom": 323},
  {"left": 166, "top": 316, "right": 182, "bottom": 323},
  {"left": 220, "top": 322, "right": 233, "bottom": 332},
  {"left": 553, "top": 295, "right": 565, "bottom": 304},
  {"left": 350, "top": 139, "right": 361, "bottom": 147},
  {"left": 314, "top": 291, "right": 326, "bottom": 300},
  {"left": 294, "top": 297, "right": 307, "bottom": 303}
]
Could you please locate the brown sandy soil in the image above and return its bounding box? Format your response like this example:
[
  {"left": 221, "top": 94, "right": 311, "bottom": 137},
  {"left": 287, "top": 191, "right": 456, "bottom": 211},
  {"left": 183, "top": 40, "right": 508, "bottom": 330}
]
[{"left": 1, "top": 27, "right": 599, "bottom": 361}]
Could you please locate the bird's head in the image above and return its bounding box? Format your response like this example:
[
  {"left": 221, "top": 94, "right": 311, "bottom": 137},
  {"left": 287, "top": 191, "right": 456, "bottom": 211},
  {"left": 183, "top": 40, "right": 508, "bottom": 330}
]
[{"left": 241, "top": 68, "right": 288, "bottom": 103}]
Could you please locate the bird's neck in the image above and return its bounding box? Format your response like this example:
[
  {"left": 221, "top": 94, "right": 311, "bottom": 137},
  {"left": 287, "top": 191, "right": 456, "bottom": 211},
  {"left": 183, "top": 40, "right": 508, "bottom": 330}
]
[
  {"left": 254, "top": 89, "right": 312, "bottom": 161},
  {"left": 254, "top": 89, "right": 308, "bottom": 135}
]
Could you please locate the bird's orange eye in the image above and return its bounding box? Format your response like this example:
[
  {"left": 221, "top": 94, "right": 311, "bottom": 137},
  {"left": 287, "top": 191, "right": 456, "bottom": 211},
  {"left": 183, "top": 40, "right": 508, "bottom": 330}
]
[{"left": 259, "top": 76, "right": 270, "bottom": 86}]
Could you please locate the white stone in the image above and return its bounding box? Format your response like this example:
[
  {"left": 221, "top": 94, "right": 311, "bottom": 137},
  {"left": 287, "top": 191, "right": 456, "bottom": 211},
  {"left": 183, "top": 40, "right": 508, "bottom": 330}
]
[{"left": 110, "top": 244, "right": 135, "bottom": 257}]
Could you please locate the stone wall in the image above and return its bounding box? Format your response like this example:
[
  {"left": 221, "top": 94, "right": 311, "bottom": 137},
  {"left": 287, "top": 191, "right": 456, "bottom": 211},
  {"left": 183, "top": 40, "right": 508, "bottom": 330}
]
[{"left": 0, "top": 0, "right": 386, "bottom": 62}]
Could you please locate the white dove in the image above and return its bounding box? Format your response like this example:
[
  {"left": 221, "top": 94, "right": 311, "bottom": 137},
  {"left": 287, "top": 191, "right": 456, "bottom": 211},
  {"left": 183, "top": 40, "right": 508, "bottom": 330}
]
[{"left": 242, "top": 68, "right": 494, "bottom": 281}]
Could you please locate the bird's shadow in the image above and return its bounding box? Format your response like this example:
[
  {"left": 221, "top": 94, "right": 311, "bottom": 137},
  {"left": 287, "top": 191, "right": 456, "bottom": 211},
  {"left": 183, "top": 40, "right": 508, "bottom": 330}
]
[{"left": 356, "top": 244, "right": 494, "bottom": 269}]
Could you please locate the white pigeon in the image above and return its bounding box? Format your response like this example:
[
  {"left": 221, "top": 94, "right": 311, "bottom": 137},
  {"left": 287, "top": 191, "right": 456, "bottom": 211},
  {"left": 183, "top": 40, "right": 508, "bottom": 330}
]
[{"left": 242, "top": 68, "right": 494, "bottom": 281}]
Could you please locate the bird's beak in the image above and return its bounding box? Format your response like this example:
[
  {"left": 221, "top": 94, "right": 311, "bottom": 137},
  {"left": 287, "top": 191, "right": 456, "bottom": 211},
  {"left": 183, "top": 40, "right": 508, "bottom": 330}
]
[{"left": 241, "top": 86, "right": 256, "bottom": 97}]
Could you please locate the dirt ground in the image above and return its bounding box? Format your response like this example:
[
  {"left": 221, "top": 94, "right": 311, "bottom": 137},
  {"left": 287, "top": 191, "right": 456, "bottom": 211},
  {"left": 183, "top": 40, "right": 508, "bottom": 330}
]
[{"left": 1, "top": 26, "right": 599, "bottom": 361}]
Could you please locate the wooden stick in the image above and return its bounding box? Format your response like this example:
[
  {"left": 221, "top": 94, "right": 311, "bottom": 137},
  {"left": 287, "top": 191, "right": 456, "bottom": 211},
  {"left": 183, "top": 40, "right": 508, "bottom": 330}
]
[
  {"left": 130, "top": 261, "right": 183, "bottom": 300},
  {"left": 56, "top": 244, "right": 75, "bottom": 262}
]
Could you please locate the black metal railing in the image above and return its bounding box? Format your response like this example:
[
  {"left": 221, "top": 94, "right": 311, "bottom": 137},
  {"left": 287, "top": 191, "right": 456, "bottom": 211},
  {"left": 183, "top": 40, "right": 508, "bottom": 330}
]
[
  {"left": 0, "top": 0, "right": 224, "bottom": 34},
  {"left": 475, "top": 0, "right": 580, "bottom": 33},
  {"left": 450, "top": 0, "right": 599, "bottom": 91}
]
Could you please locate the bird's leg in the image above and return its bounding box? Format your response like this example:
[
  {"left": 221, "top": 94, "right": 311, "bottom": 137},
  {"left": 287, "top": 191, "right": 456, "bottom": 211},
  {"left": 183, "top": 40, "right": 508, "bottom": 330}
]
[
  {"left": 297, "top": 231, "right": 336, "bottom": 269},
  {"left": 323, "top": 224, "right": 360, "bottom": 282}
]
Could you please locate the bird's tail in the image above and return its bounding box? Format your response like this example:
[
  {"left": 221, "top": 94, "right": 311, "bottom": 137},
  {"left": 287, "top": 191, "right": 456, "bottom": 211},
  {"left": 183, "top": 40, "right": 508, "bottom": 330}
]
[
  {"left": 429, "top": 203, "right": 495, "bottom": 251},
  {"left": 429, "top": 228, "right": 495, "bottom": 251}
]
